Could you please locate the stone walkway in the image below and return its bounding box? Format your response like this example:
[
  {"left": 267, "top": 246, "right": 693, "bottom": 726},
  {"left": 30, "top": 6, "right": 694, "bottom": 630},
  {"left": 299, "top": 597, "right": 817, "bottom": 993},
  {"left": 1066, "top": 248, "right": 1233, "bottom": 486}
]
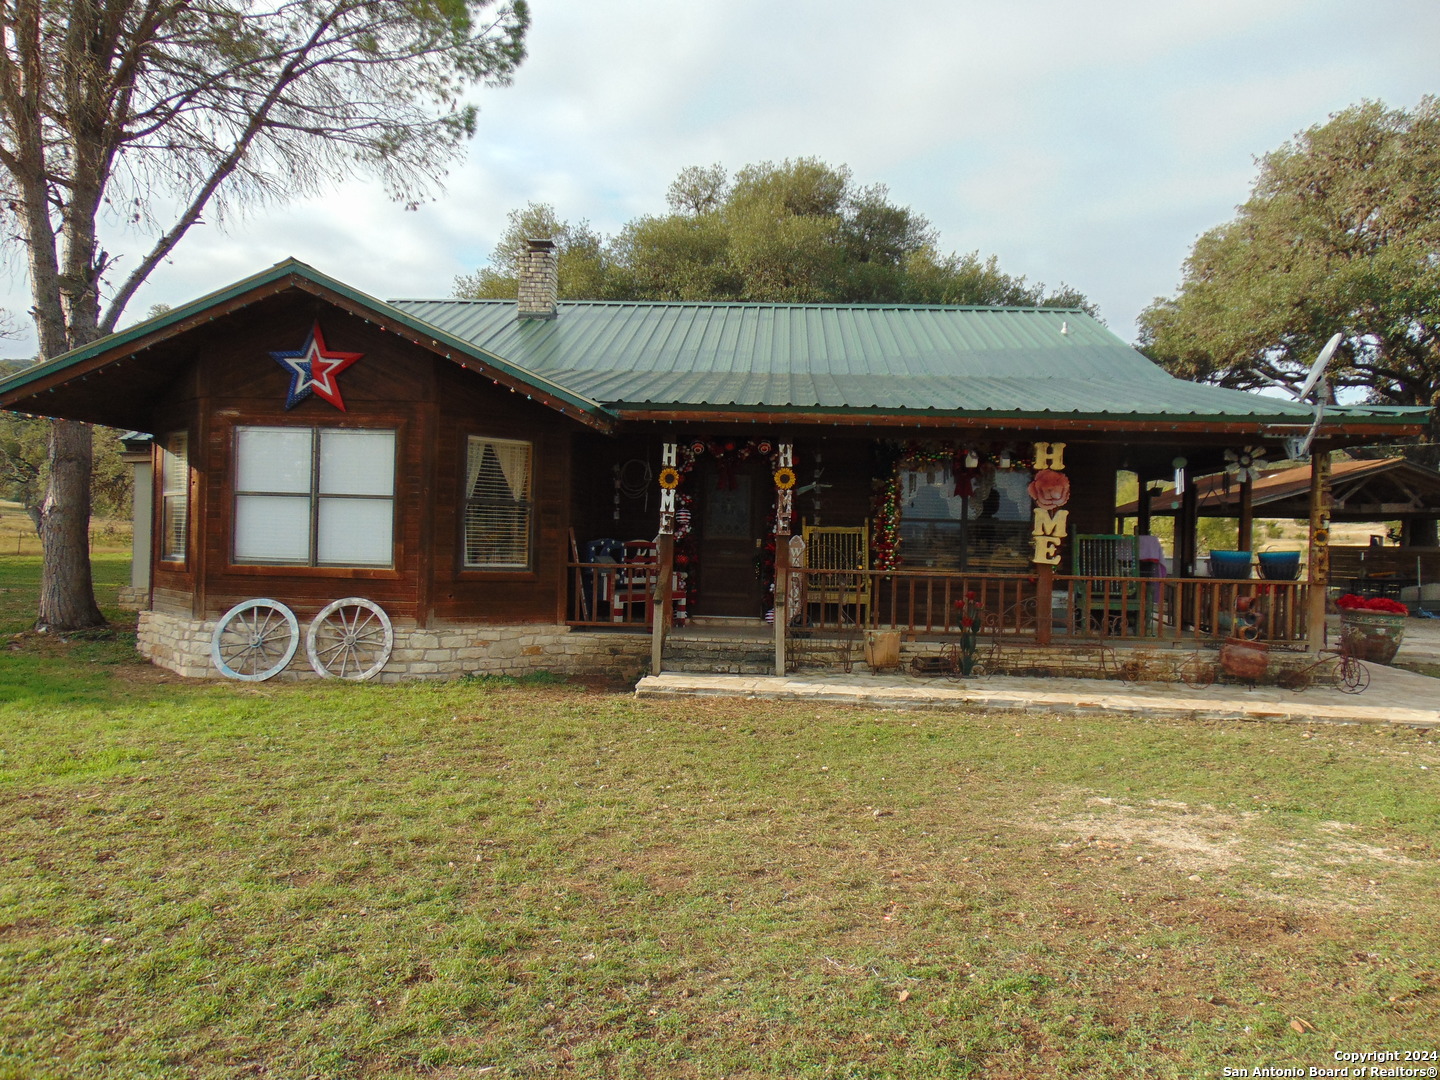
[{"left": 636, "top": 616, "right": 1440, "bottom": 729}]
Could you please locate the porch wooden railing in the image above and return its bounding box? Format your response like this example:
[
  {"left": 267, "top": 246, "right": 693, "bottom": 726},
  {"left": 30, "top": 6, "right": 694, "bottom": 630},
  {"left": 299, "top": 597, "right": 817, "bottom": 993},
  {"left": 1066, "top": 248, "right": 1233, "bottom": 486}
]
[
  {"left": 1052, "top": 575, "right": 1310, "bottom": 645},
  {"left": 566, "top": 563, "right": 1312, "bottom": 646},
  {"left": 567, "top": 559, "right": 669, "bottom": 628}
]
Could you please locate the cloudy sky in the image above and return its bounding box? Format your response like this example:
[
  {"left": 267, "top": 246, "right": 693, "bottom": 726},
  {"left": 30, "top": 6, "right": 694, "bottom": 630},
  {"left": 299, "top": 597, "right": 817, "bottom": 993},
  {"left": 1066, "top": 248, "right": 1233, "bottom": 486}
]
[{"left": 4, "top": 0, "right": 1438, "bottom": 358}]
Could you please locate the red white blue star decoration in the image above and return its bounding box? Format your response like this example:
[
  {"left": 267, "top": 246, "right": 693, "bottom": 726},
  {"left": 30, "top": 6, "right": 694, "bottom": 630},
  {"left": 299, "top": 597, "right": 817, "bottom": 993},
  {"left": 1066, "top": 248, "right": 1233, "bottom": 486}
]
[{"left": 271, "top": 322, "right": 362, "bottom": 411}]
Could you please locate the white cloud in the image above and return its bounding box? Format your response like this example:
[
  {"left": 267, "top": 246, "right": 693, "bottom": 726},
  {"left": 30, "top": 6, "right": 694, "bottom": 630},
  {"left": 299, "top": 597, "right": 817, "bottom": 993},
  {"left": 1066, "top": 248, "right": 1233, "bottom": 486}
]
[{"left": 3, "top": 0, "right": 1438, "bottom": 357}]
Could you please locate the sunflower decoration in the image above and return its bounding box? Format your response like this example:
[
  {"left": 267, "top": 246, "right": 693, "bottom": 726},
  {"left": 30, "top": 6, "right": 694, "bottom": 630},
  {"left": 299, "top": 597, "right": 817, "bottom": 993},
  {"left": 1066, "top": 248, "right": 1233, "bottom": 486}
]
[
  {"left": 1224, "top": 445, "right": 1267, "bottom": 483},
  {"left": 773, "top": 466, "right": 797, "bottom": 490},
  {"left": 657, "top": 466, "right": 682, "bottom": 490}
]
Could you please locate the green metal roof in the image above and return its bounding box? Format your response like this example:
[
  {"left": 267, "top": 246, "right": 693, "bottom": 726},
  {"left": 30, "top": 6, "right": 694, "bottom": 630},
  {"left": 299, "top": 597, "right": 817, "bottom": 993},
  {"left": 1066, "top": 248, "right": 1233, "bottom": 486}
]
[{"left": 388, "top": 298, "right": 1355, "bottom": 422}]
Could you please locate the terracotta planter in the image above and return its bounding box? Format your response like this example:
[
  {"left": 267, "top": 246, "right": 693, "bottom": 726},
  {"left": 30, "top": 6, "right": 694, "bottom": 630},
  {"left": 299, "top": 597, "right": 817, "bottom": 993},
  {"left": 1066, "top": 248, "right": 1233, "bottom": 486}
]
[
  {"left": 1339, "top": 611, "right": 1407, "bottom": 665},
  {"left": 1221, "top": 639, "right": 1269, "bottom": 680}
]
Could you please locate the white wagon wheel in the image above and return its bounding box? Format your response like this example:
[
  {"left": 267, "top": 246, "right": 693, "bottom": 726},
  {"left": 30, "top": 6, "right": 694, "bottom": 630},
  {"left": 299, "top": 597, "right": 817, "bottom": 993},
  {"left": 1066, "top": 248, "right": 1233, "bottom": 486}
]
[
  {"left": 211, "top": 599, "right": 300, "bottom": 681},
  {"left": 306, "top": 597, "right": 393, "bottom": 680}
]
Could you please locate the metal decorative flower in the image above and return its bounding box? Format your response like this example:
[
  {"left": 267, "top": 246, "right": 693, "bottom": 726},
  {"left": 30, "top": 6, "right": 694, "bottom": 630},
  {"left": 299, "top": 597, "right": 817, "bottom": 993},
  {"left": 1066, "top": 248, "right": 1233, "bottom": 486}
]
[
  {"left": 657, "top": 467, "right": 681, "bottom": 490},
  {"left": 1224, "top": 445, "right": 1268, "bottom": 483},
  {"left": 773, "top": 467, "right": 797, "bottom": 490}
]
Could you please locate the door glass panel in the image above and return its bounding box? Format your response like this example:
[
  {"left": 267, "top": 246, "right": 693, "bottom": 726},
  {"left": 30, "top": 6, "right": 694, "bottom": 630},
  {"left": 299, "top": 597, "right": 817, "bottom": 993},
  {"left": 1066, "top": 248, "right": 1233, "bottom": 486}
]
[{"left": 705, "top": 475, "right": 752, "bottom": 538}]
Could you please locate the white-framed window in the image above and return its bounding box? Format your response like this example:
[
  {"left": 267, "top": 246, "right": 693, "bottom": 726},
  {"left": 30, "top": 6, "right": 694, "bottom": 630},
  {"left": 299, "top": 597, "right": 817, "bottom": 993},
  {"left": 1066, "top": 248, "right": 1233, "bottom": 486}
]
[
  {"left": 233, "top": 426, "right": 395, "bottom": 567},
  {"left": 160, "top": 432, "right": 188, "bottom": 563},
  {"left": 464, "top": 436, "right": 533, "bottom": 569}
]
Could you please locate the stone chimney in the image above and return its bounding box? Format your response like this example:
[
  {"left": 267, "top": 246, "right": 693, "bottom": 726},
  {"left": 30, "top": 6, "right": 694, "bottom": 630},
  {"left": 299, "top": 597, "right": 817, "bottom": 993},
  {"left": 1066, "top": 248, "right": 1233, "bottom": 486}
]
[{"left": 517, "top": 237, "right": 558, "bottom": 319}]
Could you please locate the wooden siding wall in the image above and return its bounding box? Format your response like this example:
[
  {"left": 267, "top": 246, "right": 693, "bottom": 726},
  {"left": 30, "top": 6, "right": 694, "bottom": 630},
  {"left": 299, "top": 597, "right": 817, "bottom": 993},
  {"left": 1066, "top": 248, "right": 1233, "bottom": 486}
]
[
  {"left": 429, "top": 360, "right": 573, "bottom": 625},
  {"left": 146, "top": 293, "right": 580, "bottom": 627}
]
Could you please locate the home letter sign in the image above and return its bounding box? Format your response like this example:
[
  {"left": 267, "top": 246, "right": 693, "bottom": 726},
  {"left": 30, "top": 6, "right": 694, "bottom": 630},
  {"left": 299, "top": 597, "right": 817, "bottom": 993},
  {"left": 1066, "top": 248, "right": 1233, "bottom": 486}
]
[{"left": 1029, "top": 442, "right": 1071, "bottom": 565}]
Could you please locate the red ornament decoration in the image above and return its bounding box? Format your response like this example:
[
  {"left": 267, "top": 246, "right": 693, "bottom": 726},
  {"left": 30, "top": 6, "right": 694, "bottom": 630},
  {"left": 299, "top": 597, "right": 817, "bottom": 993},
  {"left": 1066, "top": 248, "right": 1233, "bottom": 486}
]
[{"left": 1027, "top": 469, "right": 1070, "bottom": 509}]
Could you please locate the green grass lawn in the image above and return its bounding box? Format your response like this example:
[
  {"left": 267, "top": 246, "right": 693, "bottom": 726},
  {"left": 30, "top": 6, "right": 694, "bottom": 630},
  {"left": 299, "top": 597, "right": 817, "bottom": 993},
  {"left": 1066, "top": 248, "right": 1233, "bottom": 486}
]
[{"left": 0, "top": 560, "right": 1437, "bottom": 1078}]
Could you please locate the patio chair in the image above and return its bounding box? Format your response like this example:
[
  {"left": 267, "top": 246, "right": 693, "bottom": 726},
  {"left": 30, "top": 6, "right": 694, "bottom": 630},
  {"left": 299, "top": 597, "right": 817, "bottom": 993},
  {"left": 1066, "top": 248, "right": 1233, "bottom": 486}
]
[
  {"left": 610, "top": 539, "right": 688, "bottom": 625},
  {"left": 1072, "top": 534, "right": 1142, "bottom": 635},
  {"left": 801, "top": 522, "right": 871, "bottom": 627}
]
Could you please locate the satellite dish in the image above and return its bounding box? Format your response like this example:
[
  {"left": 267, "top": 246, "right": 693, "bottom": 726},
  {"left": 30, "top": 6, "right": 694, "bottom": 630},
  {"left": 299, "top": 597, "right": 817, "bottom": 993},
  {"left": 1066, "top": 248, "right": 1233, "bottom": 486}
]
[
  {"left": 1261, "top": 334, "right": 1336, "bottom": 460},
  {"left": 1297, "top": 332, "right": 1342, "bottom": 402}
]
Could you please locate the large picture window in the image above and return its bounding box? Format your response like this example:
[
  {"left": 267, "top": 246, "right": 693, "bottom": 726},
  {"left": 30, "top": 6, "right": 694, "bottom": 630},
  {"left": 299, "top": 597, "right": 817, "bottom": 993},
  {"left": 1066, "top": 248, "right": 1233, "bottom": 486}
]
[
  {"left": 160, "top": 432, "right": 188, "bottom": 563},
  {"left": 898, "top": 467, "right": 1032, "bottom": 571},
  {"left": 464, "top": 436, "right": 533, "bottom": 569},
  {"left": 233, "top": 426, "right": 395, "bottom": 567}
]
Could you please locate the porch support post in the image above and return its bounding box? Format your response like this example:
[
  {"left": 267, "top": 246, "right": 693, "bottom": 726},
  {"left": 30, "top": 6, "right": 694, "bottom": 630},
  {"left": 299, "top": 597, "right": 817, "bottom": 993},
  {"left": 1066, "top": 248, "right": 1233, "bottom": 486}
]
[
  {"left": 773, "top": 527, "right": 789, "bottom": 675},
  {"left": 1178, "top": 467, "right": 1198, "bottom": 577},
  {"left": 1035, "top": 563, "right": 1053, "bottom": 645},
  {"left": 651, "top": 533, "right": 673, "bottom": 675},
  {"left": 1238, "top": 476, "right": 1254, "bottom": 551},
  {"left": 119, "top": 439, "right": 153, "bottom": 609},
  {"left": 651, "top": 442, "right": 678, "bottom": 676},
  {"left": 773, "top": 442, "right": 794, "bottom": 676},
  {"left": 1136, "top": 483, "right": 1152, "bottom": 538},
  {"left": 1306, "top": 450, "right": 1332, "bottom": 652}
]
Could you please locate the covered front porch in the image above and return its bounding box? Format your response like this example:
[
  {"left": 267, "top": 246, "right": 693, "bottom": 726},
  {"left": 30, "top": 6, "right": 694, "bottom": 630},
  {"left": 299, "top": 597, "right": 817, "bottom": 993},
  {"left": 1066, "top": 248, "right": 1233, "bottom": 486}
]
[{"left": 561, "top": 427, "right": 1337, "bottom": 675}]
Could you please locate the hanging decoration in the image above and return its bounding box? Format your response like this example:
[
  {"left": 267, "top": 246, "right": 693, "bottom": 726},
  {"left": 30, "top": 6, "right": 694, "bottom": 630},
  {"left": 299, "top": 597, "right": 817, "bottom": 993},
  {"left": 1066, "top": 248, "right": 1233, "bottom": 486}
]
[
  {"left": 1224, "top": 445, "right": 1267, "bottom": 483},
  {"left": 657, "top": 444, "right": 679, "bottom": 535},
  {"left": 1028, "top": 441, "right": 1070, "bottom": 565},
  {"left": 773, "top": 466, "right": 797, "bottom": 490},
  {"left": 271, "top": 322, "right": 362, "bottom": 411}
]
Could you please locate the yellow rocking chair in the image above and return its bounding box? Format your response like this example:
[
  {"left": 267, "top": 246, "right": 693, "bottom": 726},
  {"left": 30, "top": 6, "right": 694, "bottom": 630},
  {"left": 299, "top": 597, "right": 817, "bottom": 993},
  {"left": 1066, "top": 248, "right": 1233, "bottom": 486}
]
[{"left": 801, "top": 522, "right": 872, "bottom": 627}]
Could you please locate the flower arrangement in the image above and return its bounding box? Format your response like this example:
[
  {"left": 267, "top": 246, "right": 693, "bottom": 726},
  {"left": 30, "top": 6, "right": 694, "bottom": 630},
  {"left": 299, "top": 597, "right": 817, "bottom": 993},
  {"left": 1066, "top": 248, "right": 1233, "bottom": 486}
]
[
  {"left": 953, "top": 592, "right": 983, "bottom": 676},
  {"left": 1335, "top": 594, "right": 1409, "bottom": 616}
]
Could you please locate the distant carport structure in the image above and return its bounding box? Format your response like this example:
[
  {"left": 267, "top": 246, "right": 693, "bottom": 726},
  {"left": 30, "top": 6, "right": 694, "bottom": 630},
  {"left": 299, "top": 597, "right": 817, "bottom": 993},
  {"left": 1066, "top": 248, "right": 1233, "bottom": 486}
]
[{"left": 1117, "top": 457, "right": 1440, "bottom": 548}]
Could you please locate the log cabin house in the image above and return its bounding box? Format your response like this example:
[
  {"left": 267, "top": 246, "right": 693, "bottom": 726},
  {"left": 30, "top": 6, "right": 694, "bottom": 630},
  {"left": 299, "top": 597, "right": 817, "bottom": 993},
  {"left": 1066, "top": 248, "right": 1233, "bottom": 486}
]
[{"left": 0, "top": 242, "right": 1429, "bottom": 680}]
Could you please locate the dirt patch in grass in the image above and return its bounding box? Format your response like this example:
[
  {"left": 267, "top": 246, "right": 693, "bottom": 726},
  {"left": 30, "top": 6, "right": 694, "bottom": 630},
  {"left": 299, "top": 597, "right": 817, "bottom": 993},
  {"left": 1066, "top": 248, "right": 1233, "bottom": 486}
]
[{"left": 1022, "top": 793, "right": 1426, "bottom": 913}]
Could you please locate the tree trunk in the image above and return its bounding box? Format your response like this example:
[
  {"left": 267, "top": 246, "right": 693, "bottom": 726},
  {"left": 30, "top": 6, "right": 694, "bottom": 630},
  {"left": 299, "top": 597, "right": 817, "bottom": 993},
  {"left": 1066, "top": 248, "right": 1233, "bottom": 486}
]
[{"left": 36, "top": 420, "right": 106, "bottom": 631}]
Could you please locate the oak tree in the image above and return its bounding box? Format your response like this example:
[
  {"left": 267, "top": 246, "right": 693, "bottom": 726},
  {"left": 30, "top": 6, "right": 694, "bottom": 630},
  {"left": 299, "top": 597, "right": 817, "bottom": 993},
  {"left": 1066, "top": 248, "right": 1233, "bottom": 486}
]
[
  {"left": 1139, "top": 98, "right": 1440, "bottom": 438},
  {"left": 457, "top": 158, "right": 1095, "bottom": 310},
  {"left": 0, "top": 0, "right": 529, "bottom": 630}
]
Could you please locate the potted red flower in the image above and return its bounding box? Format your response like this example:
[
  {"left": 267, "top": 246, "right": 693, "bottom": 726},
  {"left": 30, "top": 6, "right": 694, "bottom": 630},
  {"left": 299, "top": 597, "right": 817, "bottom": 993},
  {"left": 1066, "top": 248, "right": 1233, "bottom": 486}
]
[{"left": 1335, "top": 594, "right": 1409, "bottom": 664}]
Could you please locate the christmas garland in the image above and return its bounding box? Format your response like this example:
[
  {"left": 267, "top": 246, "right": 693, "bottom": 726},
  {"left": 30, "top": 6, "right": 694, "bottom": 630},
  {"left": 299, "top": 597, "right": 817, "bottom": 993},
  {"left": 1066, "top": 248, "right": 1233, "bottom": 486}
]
[{"left": 667, "top": 437, "right": 795, "bottom": 609}]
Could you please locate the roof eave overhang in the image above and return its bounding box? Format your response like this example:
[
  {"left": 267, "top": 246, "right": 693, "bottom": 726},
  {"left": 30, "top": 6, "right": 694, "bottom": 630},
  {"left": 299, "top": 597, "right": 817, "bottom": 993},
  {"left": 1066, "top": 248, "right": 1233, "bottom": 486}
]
[
  {"left": 0, "top": 261, "right": 619, "bottom": 434},
  {"left": 610, "top": 404, "right": 1428, "bottom": 438}
]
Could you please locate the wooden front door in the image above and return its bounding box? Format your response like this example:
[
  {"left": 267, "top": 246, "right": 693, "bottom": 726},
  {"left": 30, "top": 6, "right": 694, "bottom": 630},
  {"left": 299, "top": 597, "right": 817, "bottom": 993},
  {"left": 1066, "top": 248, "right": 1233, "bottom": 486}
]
[{"left": 697, "top": 462, "right": 768, "bottom": 617}]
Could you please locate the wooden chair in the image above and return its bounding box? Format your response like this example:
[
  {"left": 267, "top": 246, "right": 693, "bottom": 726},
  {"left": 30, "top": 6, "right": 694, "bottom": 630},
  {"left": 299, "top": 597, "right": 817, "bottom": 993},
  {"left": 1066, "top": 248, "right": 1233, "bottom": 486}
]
[
  {"left": 610, "top": 540, "right": 688, "bottom": 625},
  {"left": 1072, "top": 534, "right": 1143, "bottom": 635},
  {"left": 801, "top": 522, "right": 871, "bottom": 627}
]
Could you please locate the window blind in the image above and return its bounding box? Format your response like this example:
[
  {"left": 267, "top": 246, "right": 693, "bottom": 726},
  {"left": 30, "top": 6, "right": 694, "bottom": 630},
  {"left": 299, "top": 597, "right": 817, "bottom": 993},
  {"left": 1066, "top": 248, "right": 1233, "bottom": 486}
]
[
  {"left": 160, "top": 432, "right": 188, "bottom": 562},
  {"left": 464, "top": 437, "right": 532, "bottom": 568}
]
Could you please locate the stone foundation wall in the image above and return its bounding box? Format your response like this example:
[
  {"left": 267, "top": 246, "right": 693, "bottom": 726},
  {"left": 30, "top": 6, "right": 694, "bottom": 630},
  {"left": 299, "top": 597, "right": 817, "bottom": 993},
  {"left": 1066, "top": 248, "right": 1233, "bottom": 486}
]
[
  {"left": 115, "top": 586, "right": 149, "bottom": 610},
  {"left": 137, "top": 610, "right": 653, "bottom": 682}
]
